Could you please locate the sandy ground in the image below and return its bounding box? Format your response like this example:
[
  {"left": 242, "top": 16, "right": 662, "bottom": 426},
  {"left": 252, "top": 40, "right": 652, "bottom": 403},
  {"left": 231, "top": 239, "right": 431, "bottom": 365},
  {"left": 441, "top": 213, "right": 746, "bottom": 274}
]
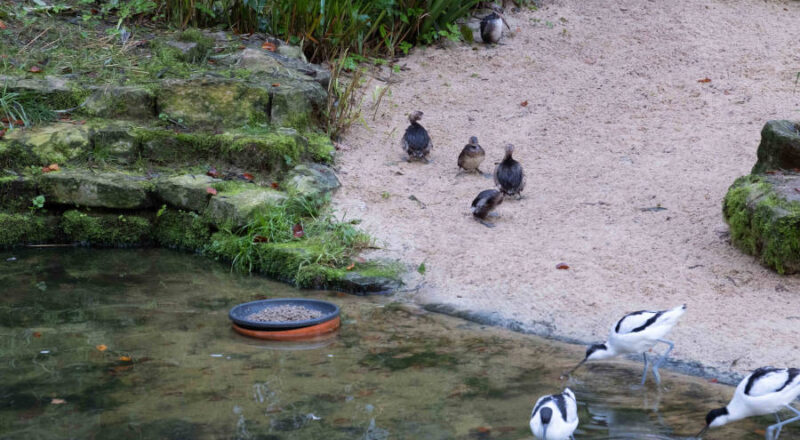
[{"left": 333, "top": 0, "right": 800, "bottom": 377}]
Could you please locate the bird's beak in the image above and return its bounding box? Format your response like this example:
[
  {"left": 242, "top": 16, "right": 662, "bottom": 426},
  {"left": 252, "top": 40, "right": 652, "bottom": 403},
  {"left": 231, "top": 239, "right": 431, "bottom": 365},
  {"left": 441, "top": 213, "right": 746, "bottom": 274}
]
[
  {"left": 561, "top": 359, "right": 586, "bottom": 379},
  {"left": 542, "top": 424, "right": 548, "bottom": 440},
  {"left": 695, "top": 425, "right": 709, "bottom": 438}
]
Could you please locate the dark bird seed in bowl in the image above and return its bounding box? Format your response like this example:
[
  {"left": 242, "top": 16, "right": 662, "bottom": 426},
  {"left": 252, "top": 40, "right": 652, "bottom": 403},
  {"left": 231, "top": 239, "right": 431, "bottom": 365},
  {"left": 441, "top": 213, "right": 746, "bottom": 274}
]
[{"left": 246, "top": 304, "right": 324, "bottom": 322}]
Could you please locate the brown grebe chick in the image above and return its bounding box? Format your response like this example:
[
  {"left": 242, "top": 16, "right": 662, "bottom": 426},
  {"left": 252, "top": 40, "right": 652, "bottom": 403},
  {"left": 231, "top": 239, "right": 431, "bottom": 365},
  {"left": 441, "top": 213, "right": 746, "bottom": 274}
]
[
  {"left": 493, "top": 143, "right": 525, "bottom": 199},
  {"left": 471, "top": 189, "right": 504, "bottom": 228},
  {"left": 401, "top": 111, "right": 433, "bottom": 162},
  {"left": 457, "top": 136, "right": 486, "bottom": 176}
]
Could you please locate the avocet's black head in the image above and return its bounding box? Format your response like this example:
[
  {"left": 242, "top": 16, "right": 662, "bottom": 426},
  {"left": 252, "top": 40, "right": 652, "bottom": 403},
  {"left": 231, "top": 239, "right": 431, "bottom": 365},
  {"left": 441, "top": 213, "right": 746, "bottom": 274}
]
[
  {"left": 696, "top": 407, "right": 729, "bottom": 437},
  {"left": 469, "top": 136, "right": 479, "bottom": 145},
  {"left": 586, "top": 343, "right": 607, "bottom": 359},
  {"left": 409, "top": 111, "right": 423, "bottom": 123}
]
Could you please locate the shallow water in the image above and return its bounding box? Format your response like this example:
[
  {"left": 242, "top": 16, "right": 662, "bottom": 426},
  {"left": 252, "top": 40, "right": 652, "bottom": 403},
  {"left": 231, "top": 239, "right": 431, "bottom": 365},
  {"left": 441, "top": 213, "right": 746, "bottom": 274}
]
[{"left": 0, "top": 249, "right": 794, "bottom": 440}]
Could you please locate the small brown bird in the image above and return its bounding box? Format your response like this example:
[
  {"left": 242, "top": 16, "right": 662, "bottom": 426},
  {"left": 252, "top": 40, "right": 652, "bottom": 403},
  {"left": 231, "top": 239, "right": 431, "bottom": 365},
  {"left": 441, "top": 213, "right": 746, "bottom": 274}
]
[
  {"left": 401, "top": 111, "right": 433, "bottom": 162},
  {"left": 494, "top": 143, "right": 525, "bottom": 198},
  {"left": 457, "top": 136, "right": 486, "bottom": 175},
  {"left": 471, "top": 189, "right": 504, "bottom": 228}
]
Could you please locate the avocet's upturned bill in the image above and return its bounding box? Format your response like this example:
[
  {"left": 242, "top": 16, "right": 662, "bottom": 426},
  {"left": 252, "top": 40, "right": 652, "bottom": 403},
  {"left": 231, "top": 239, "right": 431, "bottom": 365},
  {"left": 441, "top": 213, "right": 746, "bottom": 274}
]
[
  {"left": 530, "top": 388, "right": 578, "bottom": 440},
  {"left": 564, "top": 304, "right": 686, "bottom": 386},
  {"left": 697, "top": 367, "right": 800, "bottom": 440}
]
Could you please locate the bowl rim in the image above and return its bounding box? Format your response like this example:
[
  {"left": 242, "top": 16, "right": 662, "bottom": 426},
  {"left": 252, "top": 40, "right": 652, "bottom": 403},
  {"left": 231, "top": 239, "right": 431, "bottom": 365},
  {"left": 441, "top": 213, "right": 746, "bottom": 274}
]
[{"left": 228, "top": 298, "right": 340, "bottom": 329}]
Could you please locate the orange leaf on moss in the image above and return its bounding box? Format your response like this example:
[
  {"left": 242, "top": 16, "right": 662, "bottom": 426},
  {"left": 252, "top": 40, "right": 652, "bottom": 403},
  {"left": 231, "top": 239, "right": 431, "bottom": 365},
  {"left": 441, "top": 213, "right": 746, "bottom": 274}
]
[
  {"left": 206, "top": 187, "right": 218, "bottom": 195},
  {"left": 96, "top": 344, "right": 108, "bottom": 352},
  {"left": 33, "top": 332, "right": 42, "bottom": 338},
  {"left": 261, "top": 41, "right": 276, "bottom": 51},
  {"left": 346, "top": 263, "right": 355, "bottom": 271},
  {"left": 119, "top": 355, "right": 132, "bottom": 362}
]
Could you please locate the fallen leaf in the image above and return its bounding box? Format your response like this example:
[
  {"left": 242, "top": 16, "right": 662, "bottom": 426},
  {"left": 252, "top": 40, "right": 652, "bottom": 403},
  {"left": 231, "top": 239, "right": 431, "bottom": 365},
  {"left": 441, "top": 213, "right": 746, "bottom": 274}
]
[
  {"left": 206, "top": 187, "right": 218, "bottom": 195},
  {"left": 47, "top": 164, "right": 59, "bottom": 171},
  {"left": 709, "top": 378, "right": 718, "bottom": 383},
  {"left": 207, "top": 59, "right": 216, "bottom": 65},
  {"left": 556, "top": 263, "right": 570, "bottom": 270},
  {"left": 29, "top": 66, "right": 42, "bottom": 73},
  {"left": 0, "top": 129, "right": 5, "bottom": 139},
  {"left": 41, "top": 166, "right": 53, "bottom": 173},
  {"left": 270, "top": 182, "right": 279, "bottom": 189},
  {"left": 474, "top": 427, "right": 491, "bottom": 434},
  {"left": 292, "top": 223, "right": 304, "bottom": 238},
  {"left": 346, "top": 263, "right": 355, "bottom": 271},
  {"left": 0, "top": 20, "right": 6, "bottom": 30},
  {"left": 765, "top": 170, "right": 778, "bottom": 175},
  {"left": 520, "top": 100, "right": 528, "bottom": 107},
  {"left": 261, "top": 41, "right": 276, "bottom": 51},
  {"left": 272, "top": 83, "right": 280, "bottom": 87},
  {"left": 206, "top": 168, "right": 220, "bottom": 178},
  {"left": 253, "top": 235, "right": 269, "bottom": 243},
  {"left": 242, "top": 172, "right": 254, "bottom": 180},
  {"left": 119, "top": 355, "right": 131, "bottom": 362},
  {"left": 697, "top": 77, "right": 711, "bottom": 83},
  {"left": 109, "top": 364, "right": 134, "bottom": 374},
  {"left": 96, "top": 344, "right": 108, "bottom": 352},
  {"left": 51, "top": 398, "right": 66, "bottom": 405},
  {"left": 33, "top": 331, "right": 42, "bottom": 338}
]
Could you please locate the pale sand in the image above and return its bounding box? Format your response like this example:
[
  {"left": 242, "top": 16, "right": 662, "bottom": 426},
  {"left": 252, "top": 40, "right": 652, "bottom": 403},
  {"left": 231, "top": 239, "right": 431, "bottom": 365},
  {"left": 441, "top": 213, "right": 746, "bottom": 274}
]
[{"left": 334, "top": 0, "right": 800, "bottom": 377}]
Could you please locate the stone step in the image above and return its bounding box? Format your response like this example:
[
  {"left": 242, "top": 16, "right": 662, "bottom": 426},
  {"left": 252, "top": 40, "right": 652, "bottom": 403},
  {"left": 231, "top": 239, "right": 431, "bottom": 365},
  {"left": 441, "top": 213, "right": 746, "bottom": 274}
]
[{"left": 0, "top": 121, "right": 333, "bottom": 172}]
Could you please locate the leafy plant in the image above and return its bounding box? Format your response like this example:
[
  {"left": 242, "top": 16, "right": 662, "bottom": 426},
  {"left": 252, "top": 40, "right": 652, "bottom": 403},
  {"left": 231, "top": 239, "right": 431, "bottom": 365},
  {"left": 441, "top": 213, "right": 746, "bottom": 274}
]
[
  {"left": 30, "top": 195, "right": 45, "bottom": 213},
  {"left": 0, "top": 82, "right": 29, "bottom": 130},
  {"left": 325, "top": 50, "right": 367, "bottom": 140}
]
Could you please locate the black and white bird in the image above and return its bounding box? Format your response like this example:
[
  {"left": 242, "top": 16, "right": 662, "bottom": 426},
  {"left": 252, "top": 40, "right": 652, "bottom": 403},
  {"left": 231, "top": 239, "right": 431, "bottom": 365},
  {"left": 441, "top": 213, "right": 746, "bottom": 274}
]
[
  {"left": 697, "top": 367, "right": 800, "bottom": 440},
  {"left": 401, "top": 110, "right": 433, "bottom": 162},
  {"left": 480, "top": 12, "right": 504, "bottom": 44},
  {"left": 530, "top": 388, "right": 579, "bottom": 440},
  {"left": 565, "top": 304, "right": 686, "bottom": 386},
  {"left": 457, "top": 136, "right": 486, "bottom": 175},
  {"left": 471, "top": 189, "right": 504, "bottom": 228},
  {"left": 493, "top": 143, "right": 525, "bottom": 198}
]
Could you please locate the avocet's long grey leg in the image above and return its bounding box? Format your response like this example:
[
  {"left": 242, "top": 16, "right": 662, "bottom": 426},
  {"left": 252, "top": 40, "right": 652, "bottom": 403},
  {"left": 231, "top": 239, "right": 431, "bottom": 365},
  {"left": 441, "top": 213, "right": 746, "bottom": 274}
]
[
  {"left": 773, "top": 413, "right": 783, "bottom": 439},
  {"left": 652, "top": 339, "right": 675, "bottom": 386},
  {"left": 640, "top": 352, "right": 649, "bottom": 386},
  {"left": 766, "top": 407, "right": 800, "bottom": 440}
]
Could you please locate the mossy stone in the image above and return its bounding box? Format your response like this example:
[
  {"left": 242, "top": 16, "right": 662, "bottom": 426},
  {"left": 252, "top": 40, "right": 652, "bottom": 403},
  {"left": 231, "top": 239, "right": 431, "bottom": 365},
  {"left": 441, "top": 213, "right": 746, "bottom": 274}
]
[
  {"left": 751, "top": 120, "right": 800, "bottom": 174},
  {"left": 153, "top": 209, "right": 213, "bottom": 251},
  {"left": 83, "top": 86, "right": 155, "bottom": 120},
  {"left": 283, "top": 163, "right": 340, "bottom": 199},
  {"left": 204, "top": 187, "right": 286, "bottom": 228},
  {"left": 39, "top": 169, "right": 153, "bottom": 209},
  {"left": 0, "top": 212, "right": 61, "bottom": 246},
  {"left": 270, "top": 80, "right": 326, "bottom": 129},
  {"left": 61, "top": 210, "right": 152, "bottom": 246},
  {"left": 157, "top": 78, "right": 270, "bottom": 129},
  {"left": 155, "top": 174, "right": 220, "bottom": 212},
  {"left": 723, "top": 173, "right": 800, "bottom": 273},
  {"left": 89, "top": 122, "right": 138, "bottom": 164},
  {"left": 2, "top": 124, "right": 90, "bottom": 165}
]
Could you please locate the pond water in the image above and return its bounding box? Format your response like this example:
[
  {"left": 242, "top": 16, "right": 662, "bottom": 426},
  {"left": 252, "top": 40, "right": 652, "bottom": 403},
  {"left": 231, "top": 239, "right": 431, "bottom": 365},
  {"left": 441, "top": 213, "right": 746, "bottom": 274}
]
[{"left": 0, "top": 249, "right": 792, "bottom": 440}]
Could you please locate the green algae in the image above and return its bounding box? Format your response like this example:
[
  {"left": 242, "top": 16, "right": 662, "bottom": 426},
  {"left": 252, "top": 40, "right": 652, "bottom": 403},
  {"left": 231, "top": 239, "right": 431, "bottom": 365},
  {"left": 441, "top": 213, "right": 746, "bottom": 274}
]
[
  {"left": 152, "top": 209, "right": 214, "bottom": 251},
  {"left": 0, "top": 212, "right": 60, "bottom": 246}
]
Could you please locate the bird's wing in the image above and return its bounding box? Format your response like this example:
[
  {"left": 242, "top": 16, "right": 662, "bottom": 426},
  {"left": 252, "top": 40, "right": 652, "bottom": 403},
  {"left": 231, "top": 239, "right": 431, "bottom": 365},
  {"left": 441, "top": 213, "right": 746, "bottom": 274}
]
[
  {"left": 493, "top": 164, "right": 500, "bottom": 187},
  {"left": 613, "top": 310, "right": 662, "bottom": 335},
  {"left": 458, "top": 148, "right": 467, "bottom": 168},
  {"left": 518, "top": 166, "right": 526, "bottom": 192},
  {"left": 480, "top": 18, "right": 488, "bottom": 36},
  {"left": 745, "top": 368, "right": 800, "bottom": 397},
  {"left": 401, "top": 133, "right": 410, "bottom": 153},
  {"left": 562, "top": 390, "right": 579, "bottom": 423}
]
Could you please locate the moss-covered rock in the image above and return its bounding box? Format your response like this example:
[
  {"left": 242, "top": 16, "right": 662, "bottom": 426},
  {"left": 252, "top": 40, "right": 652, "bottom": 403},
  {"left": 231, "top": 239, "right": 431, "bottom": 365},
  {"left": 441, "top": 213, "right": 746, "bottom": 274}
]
[
  {"left": 61, "top": 210, "right": 152, "bottom": 246},
  {"left": 723, "top": 173, "right": 800, "bottom": 273},
  {"left": 83, "top": 86, "right": 155, "bottom": 120},
  {"left": 0, "top": 75, "right": 82, "bottom": 109},
  {"left": 752, "top": 120, "right": 800, "bottom": 174},
  {"left": 0, "top": 212, "right": 61, "bottom": 246},
  {"left": 283, "top": 163, "right": 340, "bottom": 199},
  {"left": 270, "top": 79, "right": 326, "bottom": 129},
  {"left": 0, "top": 175, "right": 38, "bottom": 211},
  {"left": 204, "top": 186, "right": 286, "bottom": 228},
  {"left": 157, "top": 77, "right": 270, "bottom": 128},
  {"left": 155, "top": 174, "right": 220, "bottom": 212},
  {"left": 1, "top": 124, "right": 90, "bottom": 165},
  {"left": 153, "top": 209, "right": 214, "bottom": 250},
  {"left": 39, "top": 169, "right": 153, "bottom": 209},
  {"left": 89, "top": 122, "right": 138, "bottom": 164}
]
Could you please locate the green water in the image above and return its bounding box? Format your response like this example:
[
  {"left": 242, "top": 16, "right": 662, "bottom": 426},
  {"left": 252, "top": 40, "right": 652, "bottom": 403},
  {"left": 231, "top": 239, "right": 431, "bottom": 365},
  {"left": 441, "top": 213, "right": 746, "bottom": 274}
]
[{"left": 0, "top": 249, "right": 792, "bottom": 440}]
